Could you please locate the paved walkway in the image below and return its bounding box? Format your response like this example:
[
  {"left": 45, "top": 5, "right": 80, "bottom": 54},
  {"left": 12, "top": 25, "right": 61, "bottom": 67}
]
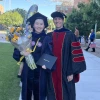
[
  {"left": 19, "top": 50, "right": 100, "bottom": 100},
  {"left": 81, "top": 38, "right": 100, "bottom": 48},
  {"left": 76, "top": 50, "right": 100, "bottom": 100},
  {"left": 95, "top": 39, "right": 100, "bottom": 48}
]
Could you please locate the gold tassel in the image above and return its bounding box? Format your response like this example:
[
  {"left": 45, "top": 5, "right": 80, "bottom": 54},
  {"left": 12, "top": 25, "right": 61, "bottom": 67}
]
[
  {"left": 17, "top": 38, "right": 40, "bottom": 65},
  {"left": 17, "top": 56, "right": 24, "bottom": 65}
]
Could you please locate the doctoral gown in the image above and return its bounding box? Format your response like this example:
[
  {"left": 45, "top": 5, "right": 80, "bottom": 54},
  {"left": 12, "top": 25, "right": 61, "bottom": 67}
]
[
  {"left": 46, "top": 27, "right": 86, "bottom": 100},
  {"left": 13, "top": 31, "right": 50, "bottom": 100}
]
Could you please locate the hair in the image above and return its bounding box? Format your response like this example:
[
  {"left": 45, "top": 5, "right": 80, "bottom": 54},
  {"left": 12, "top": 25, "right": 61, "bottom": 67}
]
[
  {"left": 75, "top": 27, "right": 78, "bottom": 30},
  {"left": 91, "top": 29, "right": 94, "bottom": 31},
  {"left": 32, "top": 27, "right": 35, "bottom": 32},
  {"left": 53, "top": 16, "right": 64, "bottom": 20}
]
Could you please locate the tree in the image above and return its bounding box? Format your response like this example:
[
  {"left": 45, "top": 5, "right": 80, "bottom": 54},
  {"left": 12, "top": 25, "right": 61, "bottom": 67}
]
[
  {"left": 12, "top": 8, "right": 27, "bottom": 20},
  {"left": 0, "top": 11, "right": 23, "bottom": 27},
  {"left": 48, "top": 19, "right": 55, "bottom": 30},
  {"left": 65, "top": 1, "right": 100, "bottom": 37},
  {"left": 65, "top": 8, "right": 86, "bottom": 35}
]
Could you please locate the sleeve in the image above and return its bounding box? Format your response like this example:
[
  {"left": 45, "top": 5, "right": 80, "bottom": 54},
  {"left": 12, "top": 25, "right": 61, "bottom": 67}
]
[
  {"left": 93, "top": 33, "right": 95, "bottom": 40},
  {"left": 13, "top": 48, "right": 25, "bottom": 62},
  {"left": 71, "top": 33, "right": 86, "bottom": 74},
  {"left": 41, "top": 34, "right": 56, "bottom": 72},
  {"left": 42, "top": 35, "right": 53, "bottom": 55}
]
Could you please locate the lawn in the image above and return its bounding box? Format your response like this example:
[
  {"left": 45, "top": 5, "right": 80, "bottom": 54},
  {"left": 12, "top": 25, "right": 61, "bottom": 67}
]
[{"left": 0, "top": 43, "right": 20, "bottom": 100}]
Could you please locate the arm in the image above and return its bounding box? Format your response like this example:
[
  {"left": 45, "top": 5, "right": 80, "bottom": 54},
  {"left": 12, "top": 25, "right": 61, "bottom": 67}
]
[
  {"left": 41, "top": 34, "right": 56, "bottom": 72},
  {"left": 67, "top": 33, "right": 86, "bottom": 82},
  {"left": 13, "top": 48, "right": 25, "bottom": 62},
  {"left": 71, "top": 33, "right": 86, "bottom": 74}
]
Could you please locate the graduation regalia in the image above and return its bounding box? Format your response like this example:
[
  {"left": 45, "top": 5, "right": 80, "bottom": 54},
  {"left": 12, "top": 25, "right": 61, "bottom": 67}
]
[
  {"left": 46, "top": 27, "right": 86, "bottom": 100},
  {"left": 13, "top": 12, "right": 49, "bottom": 100},
  {"left": 13, "top": 32, "right": 48, "bottom": 100}
]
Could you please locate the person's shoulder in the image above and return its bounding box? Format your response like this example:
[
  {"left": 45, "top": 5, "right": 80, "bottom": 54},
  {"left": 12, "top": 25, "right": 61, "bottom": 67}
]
[
  {"left": 76, "top": 29, "right": 79, "bottom": 32},
  {"left": 64, "top": 28, "right": 70, "bottom": 32},
  {"left": 43, "top": 32, "right": 53, "bottom": 42},
  {"left": 47, "top": 32, "right": 53, "bottom": 35},
  {"left": 63, "top": 28, "right": 71, "bottom": 33},
  {"left": 65, "top": 29, "right": 73, "bottom": 35},
  {"left": 46, "top": 32, "right": 53, "bottom": 37},
  {"left": 65, "top": 30, "right": 76, "bottom": 39},
  {"left": 40, "top": 34, "right": 47, "bottom": 40}
]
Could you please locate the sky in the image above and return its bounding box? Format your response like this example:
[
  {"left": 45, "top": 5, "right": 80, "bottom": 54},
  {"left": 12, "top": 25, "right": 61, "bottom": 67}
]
[{"left": 0, "top": 0, "right": 62, "bottom": 18}]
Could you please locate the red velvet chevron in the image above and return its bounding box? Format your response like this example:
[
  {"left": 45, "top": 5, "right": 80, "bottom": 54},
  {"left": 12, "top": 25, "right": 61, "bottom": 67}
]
[
  {"left": 71, "top": 42, "right": 80, "bottom": 47},
  {"left": 72, "top": 49, "right": 83, "bottom": 55}
]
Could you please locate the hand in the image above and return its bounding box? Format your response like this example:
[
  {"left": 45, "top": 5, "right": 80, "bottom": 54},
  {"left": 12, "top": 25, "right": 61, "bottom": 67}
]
[
  {"left": 42, "top": 65, "right": 46, "bottom": 69},
  {"left": 20, "top": 51, "right": 30, "bottom": 56},
  {"left": 67, "top": 75, "right": 73, "bottom": 82}
]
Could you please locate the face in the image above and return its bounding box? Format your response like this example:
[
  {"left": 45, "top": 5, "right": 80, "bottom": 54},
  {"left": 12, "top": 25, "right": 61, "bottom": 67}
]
[
  {"left": 53, "top": 17, "right": 64, "bottom": 29},
  {"left": 33, "top": 19, "right": 45, "bottom": 34},
  {"left": 91, "top": 29, "right": 93, "bottom": 33}
]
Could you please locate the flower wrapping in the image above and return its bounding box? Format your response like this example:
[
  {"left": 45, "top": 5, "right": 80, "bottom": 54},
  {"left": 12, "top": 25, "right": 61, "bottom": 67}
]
[
  {"left": 5, "top": 4, "right": 39, "bottom": 70},
  {"left": 6, "top": 26, "right": 37, "bottom": 70}
]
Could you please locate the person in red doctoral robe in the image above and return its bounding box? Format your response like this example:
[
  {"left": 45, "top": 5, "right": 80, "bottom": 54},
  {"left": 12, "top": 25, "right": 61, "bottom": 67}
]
[{"left": 45, "top": 11, "right": 86, "bottom": 100}]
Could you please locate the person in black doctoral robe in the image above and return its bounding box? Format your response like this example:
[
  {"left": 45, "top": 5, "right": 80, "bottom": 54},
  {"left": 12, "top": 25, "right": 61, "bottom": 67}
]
[
  {"left": 43, "top": 11, "right": 86, "bottom": 100},
  {"left": 13, "top": 12, "right": 49, "bottom": 100}
]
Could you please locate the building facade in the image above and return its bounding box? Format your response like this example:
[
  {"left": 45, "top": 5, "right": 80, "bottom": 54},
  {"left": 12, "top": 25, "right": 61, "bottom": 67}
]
[
  {"left": 56, "top": 0, "right": 90, "bottom": 14},
  {"left": 0, "top": 5, "right": 4, "bottom": 14}
]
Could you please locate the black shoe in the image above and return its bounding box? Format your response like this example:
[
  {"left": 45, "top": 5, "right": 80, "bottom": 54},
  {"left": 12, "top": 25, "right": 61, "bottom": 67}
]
[
  {"left": 91, "top": 51, "right": 95, "bottom": 52},
  {"left": 17, "top": 75, "right": 21, "bottom": 78},
  {"left": 84, "top": 49, "right": 88, "bottom": 51}
]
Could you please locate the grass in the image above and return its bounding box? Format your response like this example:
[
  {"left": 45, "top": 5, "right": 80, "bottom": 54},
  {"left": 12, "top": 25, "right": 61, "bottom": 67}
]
[{"left": 0, "top": 43, "right": 20, "bottom": 100}]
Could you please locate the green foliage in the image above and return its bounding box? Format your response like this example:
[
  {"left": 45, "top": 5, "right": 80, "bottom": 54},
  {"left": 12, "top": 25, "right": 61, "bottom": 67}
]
[
  {"left": 48, "top": 19, "right": 55, "bottom": 30},
  {"left": 12, "top": 8, "right": 27, "bottom": 19},
  {"left": 0, "top": 11, "right": 23, "bottom": 27},
  {"left": 92, "top": 0, "right": 100, "bottom": 7},
  {"left": 65, "top": 1, "right": 100, "bottom": 37},
  {"left": 0, "top": 43, "right": 20, "bottom": 100}
]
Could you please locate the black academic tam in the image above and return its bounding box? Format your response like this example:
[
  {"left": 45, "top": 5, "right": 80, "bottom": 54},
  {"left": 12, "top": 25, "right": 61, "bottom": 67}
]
[
  {"left": 27, "top": 12, "right": 48, "bottom": 28},
  {"left": 51, "top": 11, "right": 67, "bottom": 19}
]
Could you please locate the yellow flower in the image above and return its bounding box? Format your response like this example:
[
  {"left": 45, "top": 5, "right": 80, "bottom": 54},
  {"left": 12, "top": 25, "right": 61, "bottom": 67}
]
[
  {"left": 11, "top": 34, "right": 19, "bottom": 42},
  {"left": 27, "top": 34, "right": 32, "bottom": 38},
  {"left": 5, "top": 36, "right": 9, "bottom": 41},
  {"left": 11, "top": 38, "right": 17, "bottom": 42},
  {"left": 10, "top": 27, "right": 15, "bottom": 33},
  {"left": 16, "top": 27, "right": 23, "bottom": 32}
]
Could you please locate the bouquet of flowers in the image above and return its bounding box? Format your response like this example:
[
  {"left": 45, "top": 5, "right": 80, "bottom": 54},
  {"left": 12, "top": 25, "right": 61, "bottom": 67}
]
[
  {"left": 5, "top": 4, "right": 38, "bottom": 70},
  {"left": 5, "top": 26, "right": 37, "bottom": 70}
]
